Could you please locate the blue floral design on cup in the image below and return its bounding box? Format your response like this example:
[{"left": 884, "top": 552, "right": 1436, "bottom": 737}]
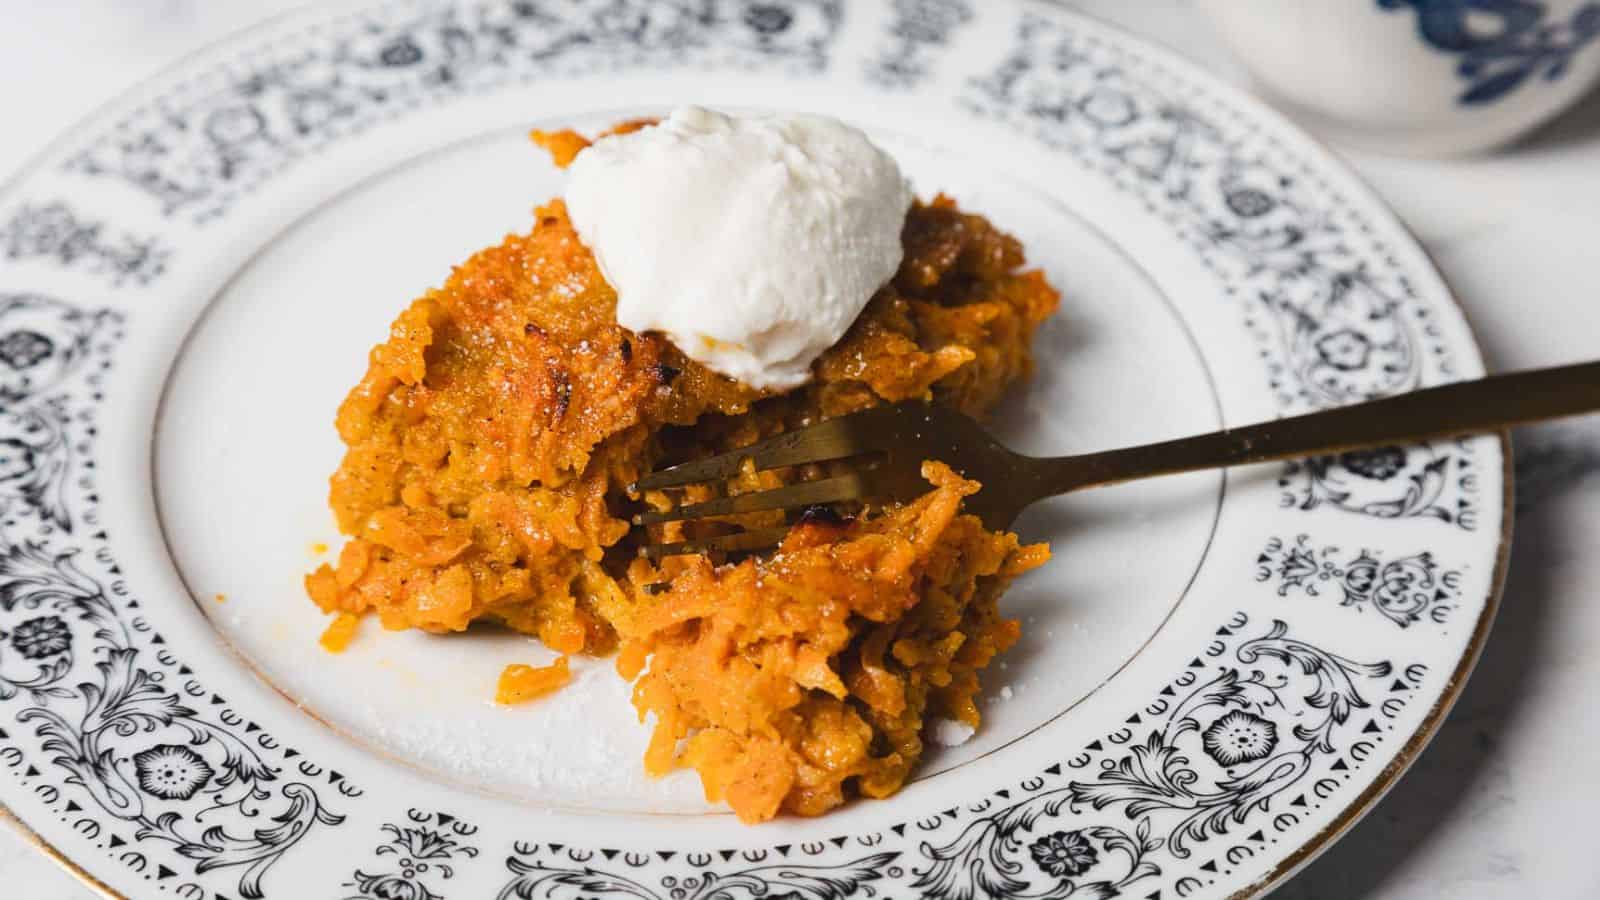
[{"left": 1379, "top": 0, "right": 1600, "bottom": 103}]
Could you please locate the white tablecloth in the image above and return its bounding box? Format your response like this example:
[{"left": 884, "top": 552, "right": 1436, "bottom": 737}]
[{"left": 3, "top": 2, "right": 1598, "bottom": 897}]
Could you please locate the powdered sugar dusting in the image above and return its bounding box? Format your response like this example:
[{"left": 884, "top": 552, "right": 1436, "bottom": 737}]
[{"left": 930, "top": 718, "right": 976, "bottom": 747}]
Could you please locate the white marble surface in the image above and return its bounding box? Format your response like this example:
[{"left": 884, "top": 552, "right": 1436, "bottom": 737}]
[{"left": 3, "top": 1, "right": 1598, "bottom": 897}]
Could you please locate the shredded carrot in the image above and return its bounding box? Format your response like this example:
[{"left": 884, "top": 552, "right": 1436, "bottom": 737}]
[
  {"left": 301, "top": 125, "right": 1061, "bottom": 822},
  {"left": 615, "top": 642, "right": 649, "bottom": 680},
  {"left": 496, "top": 657, "right": 572, "bottom": 705},
  {"left": 319, "top": 612, "right": 361, "bottom": 653}
]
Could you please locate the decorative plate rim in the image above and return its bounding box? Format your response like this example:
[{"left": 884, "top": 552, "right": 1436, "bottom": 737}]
[
  {"left": 1236, "top": 443, "right": 1510, "bottom": 897},
  {"left": 0, "top": 1, "right": 1513, "bottom": 898}
]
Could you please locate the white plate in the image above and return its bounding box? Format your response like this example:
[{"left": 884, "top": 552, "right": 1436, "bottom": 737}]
[{"left": 0, "top": 2, "right": 1507, "bottom": 898}]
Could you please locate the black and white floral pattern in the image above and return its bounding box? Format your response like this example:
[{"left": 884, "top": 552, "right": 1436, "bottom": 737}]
[
  {"left": 1029, "top": 828, "right": 1100, "bottom": 878},
  {"left": 1257, "top": 534, "right": 1462, "bottom": 627},
  {"left": 867, "top": 0, "right": 974, "bottom": 87},
  {"left": 0, "top": 292, "right": 347, "bottom": 896},
  {"left": 131, "top": 744, "right": 215, "bottom": 801},
  {"left": 907, "top": 614, "right": 1406, "bottom": 898},
  {"left": 346, "top": 809, "right": 481, "bottom": 900},
  {"left": 0, "top": 294, "right": 102, "bottom": 407},
  {"left": 0, "top": 296, "right": 115, "bottom": 533},
  {"left": 499, "top": 847, "right": 901, "bottom": 900},
  {"left": 1201, "top": 710, "right": 1279, "bottom": 766},
  {"left": 964, "top": 17, "right": 1432, "bottom": 408},
  {"left": 0, "top": 539, "right": 349, "bottom": 898},
  {"left": 1279, "top": 440, "right": 1481, "bottom": 529},
  {"left": 0, "top": 203, "right": 169, "bottom": 286},
  {"left": 7, "top": 614, "right": 72, "bottom": 661},
  {"left": 67, "top": 0, "right": 843, "bottom": 222}
]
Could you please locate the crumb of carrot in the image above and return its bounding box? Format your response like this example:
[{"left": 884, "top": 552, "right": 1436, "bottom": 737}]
[
  {"left": 310, "top": 542, "right": 329, "bottom": 555},
  {"left": 495, "top": 657, "right": 571, "bottom": 705},
  {"left": 213, "top": 593, "right": 227, "bottom": 604},
  {"left": 319, "top": 612, "right": 361, "bottom": 653},
  {"left": 616, "top": 642, "right": 648, "bottom": 680},
  {"left": 530, "top": 128, "right": 590, "bottom": 168}
]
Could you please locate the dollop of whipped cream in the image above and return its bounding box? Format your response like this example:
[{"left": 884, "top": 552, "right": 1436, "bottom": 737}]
[{"left": 564, "top": 106, "right": 914, "bottom": 390}]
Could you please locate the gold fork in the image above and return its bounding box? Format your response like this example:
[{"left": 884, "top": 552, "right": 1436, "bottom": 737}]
[{"left": 632, "top": 360, "right": 1600, "bottom": 560}]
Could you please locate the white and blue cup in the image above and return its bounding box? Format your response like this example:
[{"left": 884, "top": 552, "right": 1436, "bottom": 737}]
[{"left": 1195, "top": 0, "right": 1600, "bottom": 155}]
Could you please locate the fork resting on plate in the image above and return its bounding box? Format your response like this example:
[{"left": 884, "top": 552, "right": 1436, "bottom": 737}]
[{"left": 631, "top": 360, "right": 1600, "bottom": 560}]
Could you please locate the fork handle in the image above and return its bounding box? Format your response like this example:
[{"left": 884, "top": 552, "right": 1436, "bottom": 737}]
[{"left": 1033, "top": 360, "right": 1600, "bottom": 495}]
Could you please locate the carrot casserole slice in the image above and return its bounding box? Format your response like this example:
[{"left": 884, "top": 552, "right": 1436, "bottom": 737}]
[{"left": 306, "top": 124, "right": 1060, "bottom": 822}]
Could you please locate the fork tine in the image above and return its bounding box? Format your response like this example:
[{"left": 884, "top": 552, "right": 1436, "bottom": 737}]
[
  {"left": 636, "top": 526, "right": 791, "bottom": 561},
  {"left": 631, "top": 448, "right": 755, "bottom": 492},
  {"left": 633, "top": 411, "right": 886, "bottom": 492},
  {"left": 632, "top": 473, "right": 866, "bottom": 526}
]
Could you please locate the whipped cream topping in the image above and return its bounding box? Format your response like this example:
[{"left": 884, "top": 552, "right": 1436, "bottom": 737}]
[{"left": 564, "top": 106, "right": 914, "bottom": 390}]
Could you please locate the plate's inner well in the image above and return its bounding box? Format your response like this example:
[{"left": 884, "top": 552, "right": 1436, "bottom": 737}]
[{"left": 154, "top": 122, "right": 1223, "bottom": 811}]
